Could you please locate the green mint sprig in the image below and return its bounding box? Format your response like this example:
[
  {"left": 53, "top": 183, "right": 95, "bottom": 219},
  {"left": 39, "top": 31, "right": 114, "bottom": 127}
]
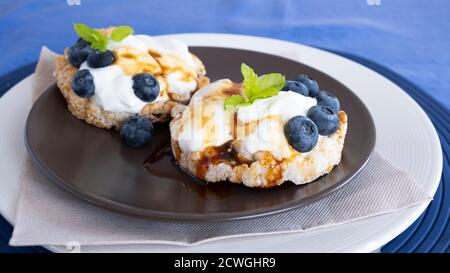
[
  {"left": 110, "top": 26, "right": 134, "bottom": 42},
  {"left": 224, "top": 63, "right": 286, "bottom": 109},
  {"left": 73, "top": 23, "right": 135, "bottom": 52}
]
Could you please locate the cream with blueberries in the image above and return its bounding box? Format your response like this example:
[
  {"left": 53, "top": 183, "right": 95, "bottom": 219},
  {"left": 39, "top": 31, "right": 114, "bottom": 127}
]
[
  {"left": 54, "top": 23, "right": 208, "bottom": 147},
  {"left": 169, "top": 64, "right": 348, "bottom": 188}
]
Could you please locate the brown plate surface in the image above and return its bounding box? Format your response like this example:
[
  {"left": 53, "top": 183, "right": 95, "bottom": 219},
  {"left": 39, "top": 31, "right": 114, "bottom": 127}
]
[{"left": 25, "top": 47, "right": 376, "bottom": 221}]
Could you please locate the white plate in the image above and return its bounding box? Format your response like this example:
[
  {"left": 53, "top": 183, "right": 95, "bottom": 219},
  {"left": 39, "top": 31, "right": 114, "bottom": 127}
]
[{"left": 0, "top": 34, "right": 442, "bottom": 252}]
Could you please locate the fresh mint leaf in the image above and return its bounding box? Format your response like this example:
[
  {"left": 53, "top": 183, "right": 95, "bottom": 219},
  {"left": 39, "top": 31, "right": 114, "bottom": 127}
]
[
  {"left": 255, "top": 73, "right": 286, "bottom": 98},
  {"left": 111, "top": 26, "right": 134, "bottom": 42},
  {"left": 224, "top": 95, "right": 247, "bottom": 109},
  {"left": 73, "top": 23, "right": 108, "bottom": 52},
  {"left": 73, "top": 23, "right": 94, "bottom": 41},
  {"left": 241, "top": 63, "right": 258, "bottom": 98},
  {"left": 92, "top": 36, "right": 108, "bottom": 52},
  {"left": 253, "top": 87, "right": 279, "bottom": 99},
  {"left": 224, "top": 63, "right": 286, "bottom": 109}
]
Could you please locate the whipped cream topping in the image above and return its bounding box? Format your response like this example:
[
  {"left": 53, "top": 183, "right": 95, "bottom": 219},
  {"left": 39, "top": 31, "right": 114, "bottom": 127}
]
[
  {"left": 235, "top": 91, "right": 317, "bottom": 160},
  {"left": 107, "top": 35, "right": 149, "bottom": 52},
  {"left": 176, "top": 80, "right": 234, "bottom": 153},
  {"left": 79, "top": 63, "right": 164, "bottom": 113},
  {"left": 79, "top": 34, "right": 200, "bottom": 113},
  {"left": 132, "top": 35, "right": 197, "bottom": 69},
  {"left": 166, "top": 71, "right": 198, "bottom": 96},
  {"left": 174, "top": 81, "right": 319, "bottom": 160},
  {"left": 236, "top": 91, "right": 317, "bottom": 123}
]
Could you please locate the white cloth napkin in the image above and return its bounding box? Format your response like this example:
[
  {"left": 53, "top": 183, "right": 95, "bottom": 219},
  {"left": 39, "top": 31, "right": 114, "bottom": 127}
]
[{"left": 9, "top": 47, "right": 431, "bottom": 247}]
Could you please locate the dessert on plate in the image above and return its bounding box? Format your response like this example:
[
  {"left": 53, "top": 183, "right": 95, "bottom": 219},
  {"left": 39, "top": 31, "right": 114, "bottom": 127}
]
[
  {"left": 170, "top": 64, "right": 348, "bottom": 188},
  {"left": 54, "top": 23, "right": 209, "bottom": 133},
  {"left": 52, "top": 24, "right": 347, "bottom": 187}
]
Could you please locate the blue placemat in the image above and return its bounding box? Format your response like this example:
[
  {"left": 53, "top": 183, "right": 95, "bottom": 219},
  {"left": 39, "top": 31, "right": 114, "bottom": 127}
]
[
  {"left": 1, "top": 0, "right": 449, "bottom": 110},
  {"left": 328, "top": 51, "right": 449, "bottom": 253},
  {"left": 0, "top": 50, "right": 447, "bottom": 253}
]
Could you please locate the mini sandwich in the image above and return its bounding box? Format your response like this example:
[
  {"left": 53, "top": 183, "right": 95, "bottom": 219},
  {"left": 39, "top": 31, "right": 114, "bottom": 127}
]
[{"left": 170, "top": 64, "right": 347, "bottom": 188}]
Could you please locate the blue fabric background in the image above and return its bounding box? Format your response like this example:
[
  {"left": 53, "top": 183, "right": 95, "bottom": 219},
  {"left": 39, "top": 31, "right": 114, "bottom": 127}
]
[
  {"left": 0, "top": 0, "right": 449, "bottom": 109},
  {"left": 0, "top": 0, "right": 448, "bottom": 253}
]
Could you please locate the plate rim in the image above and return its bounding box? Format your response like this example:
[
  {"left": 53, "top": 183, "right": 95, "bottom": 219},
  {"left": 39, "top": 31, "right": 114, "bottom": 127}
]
[{"left": 24, "top": 45, "right": 376, "bottom": 221}]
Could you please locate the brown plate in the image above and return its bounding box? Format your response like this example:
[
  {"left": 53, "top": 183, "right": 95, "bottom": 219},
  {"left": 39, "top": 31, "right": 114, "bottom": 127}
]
[{"left": 25, "top": 47, "right": 375, "bottom": 221}]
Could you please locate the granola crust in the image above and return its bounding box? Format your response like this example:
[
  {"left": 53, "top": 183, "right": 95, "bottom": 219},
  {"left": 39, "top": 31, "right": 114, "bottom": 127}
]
[
  {"left": 170, "top": 109, "right": 348, "bottom": 188},
  {"left": 54, "top": 28, "right": 209, "bottom": 130}
]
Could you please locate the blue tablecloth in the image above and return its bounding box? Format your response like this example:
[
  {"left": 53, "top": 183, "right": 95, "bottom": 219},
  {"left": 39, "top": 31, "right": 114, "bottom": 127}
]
[
  {"left": 0, "top": 0, "right": 448, "bottom": 253},
  {"left": 1, "top": 0, "right": 449, "bottom": 109}
]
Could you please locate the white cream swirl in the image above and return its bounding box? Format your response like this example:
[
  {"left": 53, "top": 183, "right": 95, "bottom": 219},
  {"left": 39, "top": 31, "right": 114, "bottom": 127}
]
[
  {"left": 235, "top": 91, "right": 317, "bottom": 160},
  {"left": 174, "top": 81, "right": 319, "bottom": 160},
  {"left": 80, "top": 34, "right": 200, "bottom": 114}
]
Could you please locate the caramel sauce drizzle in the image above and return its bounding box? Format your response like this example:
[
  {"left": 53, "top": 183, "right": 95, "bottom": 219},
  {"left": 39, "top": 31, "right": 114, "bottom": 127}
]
[
  {"left": 111, "top": 43, "right": 199, "bottom": 101},
  {"left": 190, "top": 83, "right": 289, "bottom": 185}
]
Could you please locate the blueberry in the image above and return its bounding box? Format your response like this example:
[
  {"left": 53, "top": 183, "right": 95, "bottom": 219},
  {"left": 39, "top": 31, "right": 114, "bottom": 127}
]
[
  {"left": 282, "top": 80, "right": 309, "bottom": 96},
  {"left": 295, "top": 74, "right": 320, "bottom": 97},
  {"left": 307, "top": 105, "right": 339, "bottom": 135},
  {"left": 132, "top": 73, "right": 160, "bottom": 102},
  {"left": 71, "top": 69, "right": 95, "bottom": 98},
  {"left": 87, "top": 49, "right": 115, "bottom": 68},
  {"left": 75, "top": 38, "right": 90, "bottom": 48},
  {"left": 120, "top": 116, "right": 154, "bottom": 147},
  {"left": 68, "top": 38, "right": 93, "bottom": 67},
  {"left": 316, "top": 90, "right": 340, "bottom": 113},
  {"left": 284, "top": 115, "right": 319, "bottom": 153}
]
